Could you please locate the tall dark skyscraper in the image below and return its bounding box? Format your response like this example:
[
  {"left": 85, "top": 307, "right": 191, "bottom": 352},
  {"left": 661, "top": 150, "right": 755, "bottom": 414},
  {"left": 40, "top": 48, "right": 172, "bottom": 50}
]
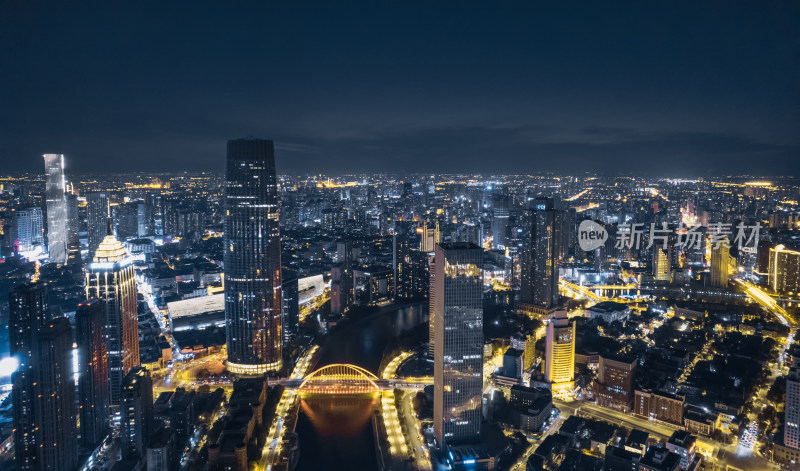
[
  {"left": 520, "top": 198, "right": 560, "bottom": 312},
  {"left": 76, "top": 298, "right": 110, "bottom": 447},
  {"left": 86, "top": 231, "right": 139, "bottom": 406},
  {"left": 492, "top": 191, "right": 510, "bottom": 250},
  {"left": 86, "top": 192, "right": 109, "bottom": 258},
  {"left": 66, "top": 193, "right": 81, "bottom": 264},
  {"left": 120, "top": 367, "right": 154, "bottom": 459},
  {"left": 31, "top": 317, "right": 77, "bottom": 471},
  {"left": 433, "top": 242, "right": 484, "bottom": 447},
  {"left": 9, "top": 283, "right": 50, "bottom": 471},
  {"left": 10, "top": 284, "right": 76, "bottom": 471},
  {"left": 224, "top": 138, "right": 283, "bottom": 374},
  {"left": 43, "top": 153, "right": 68, "bottom": 264}
]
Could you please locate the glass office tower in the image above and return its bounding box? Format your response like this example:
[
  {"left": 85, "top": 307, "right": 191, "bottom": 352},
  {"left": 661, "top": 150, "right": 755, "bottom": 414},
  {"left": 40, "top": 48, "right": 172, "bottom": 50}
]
[
  {"left": 224, "top": 138, "right": 283, "bottom": 374},
  {"left": 433, "top": 242, "right": 484, "bottom": 446}
]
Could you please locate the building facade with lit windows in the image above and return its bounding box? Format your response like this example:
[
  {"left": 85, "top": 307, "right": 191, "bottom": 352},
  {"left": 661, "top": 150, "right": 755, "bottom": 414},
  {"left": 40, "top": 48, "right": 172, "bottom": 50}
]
[
  {"left": 224, "top": 138, "right": 283, "bottom": 374},
  {"left": 596, "top": 355, "right": 636, "bottom": 412},
  {"left": 710, "top": 238, "right": 730, "bottom": 288},
  {"left": 433, "top": 242, "right": 484, "bottom": 446},
  {"left": 9, "top": 282, "right": 50, "bottom": 471},
  {"left": 43, "top": 153, "right": 68, "bottom": 264},
  {"left": 520, "top": 198, "right": 559, "bottom": 312},
  {"left": 544, "top": 310, "right": 575, "bottom": 398},
  {"left": 76, "top": 298, "right": 110, "bottom": 447},
  {"left": 769, "top": 245, "right": 800, "bottom": 295},
  {"left": 31, "top": 317, "right": 77, "bottom": 471},
  {"left": 121, "top": 367, "right": 154, "bottom": 458},
  {"left": 86, "top": 232, "right": 139, "bottom": 406},
  {"left": 86, "top": 192, "right": 109, "bottom": 258},
  {"left": 14, "top": 207, "right": 45, "bottom": 258},
  {"left": 785, "top": 368, "right": 800, "bottom": 450}
]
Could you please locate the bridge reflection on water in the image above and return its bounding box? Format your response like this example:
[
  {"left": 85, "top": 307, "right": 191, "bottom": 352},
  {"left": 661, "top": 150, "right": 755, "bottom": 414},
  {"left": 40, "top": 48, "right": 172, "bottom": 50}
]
[
  {"left": 299, "top": 394, "right": 379, "bottom": 437},
  {"left": 294, "top": 302, "right": 428, "bottom": 471}
]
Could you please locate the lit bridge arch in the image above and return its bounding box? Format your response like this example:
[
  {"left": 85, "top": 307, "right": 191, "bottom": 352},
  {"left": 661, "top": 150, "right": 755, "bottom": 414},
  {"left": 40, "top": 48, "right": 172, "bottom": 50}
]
[{"left": 297, "top": 364, "right": 381, "bottom": 394}]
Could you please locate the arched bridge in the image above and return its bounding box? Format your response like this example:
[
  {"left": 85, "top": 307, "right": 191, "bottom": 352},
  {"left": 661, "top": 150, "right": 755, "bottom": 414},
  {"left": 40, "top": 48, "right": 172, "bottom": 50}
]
[
  {"left": 297, "top": 364, "right": 381, "bottom": 394},
  {"left": 271, "top": 363, "right": 432, "bottom": 394}
]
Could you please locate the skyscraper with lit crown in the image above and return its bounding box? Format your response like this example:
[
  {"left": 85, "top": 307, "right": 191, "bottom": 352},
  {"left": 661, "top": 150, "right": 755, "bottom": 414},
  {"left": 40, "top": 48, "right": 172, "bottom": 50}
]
[
  {"left": 86, "top": 230, "right": 139, "bottom": 406},
  {"left": 224, "top": 138, "right": 283, "bottom": 374}
]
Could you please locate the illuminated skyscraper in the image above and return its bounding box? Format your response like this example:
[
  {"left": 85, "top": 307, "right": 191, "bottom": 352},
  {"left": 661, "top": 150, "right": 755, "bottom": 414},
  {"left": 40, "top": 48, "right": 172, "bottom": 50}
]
[
  {"left": 520, "top": 198, "right": 559, "bottom": 311},
  {"left": 428, "top": 254, "right": 437, "bottom": 356},
  {"left": 224, "top": 138, "right": 283, "bottom": 374},
  {"left": 86, "top": 192, "right": 109, "bottom": 258},
  {"left": 433, "top": 242, "right": 483, "bottom": 446},
  {"left": 76, "top": 298, "right": 110, "bottom": 447},
  {"left": 545, "top": 310, "right": 575, "bottom": 398},
  {"left": 120, "top": 367, "right": 154, "bottom": 458},
  {"left": 86, "top": 231, "right": 139, "bottom": 406},
  {"left": 653, "top": 247, "right": 671, "bottom": 282},
  {"left": 43, "top": 154, "right": 68, "bottom": 264},
  {"left": 769, "top": 245, "right": 800, "bottom": 295},
  {"left": 14, "top": 207, "right": 45, "bottom": 258},
  {"left": 420, "top": 219, "right": 440, "bottom": 253},
  {"left": 710, "top": 237, "right": 730, "bottom": 288}
]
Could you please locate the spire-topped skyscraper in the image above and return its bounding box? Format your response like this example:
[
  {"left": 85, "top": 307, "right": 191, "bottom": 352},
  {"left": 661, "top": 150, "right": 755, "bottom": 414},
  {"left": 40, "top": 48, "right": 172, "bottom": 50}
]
[
  {"left": 86, "top": 228, "right": 138, "bottom": 406},
  {"left": 224, "top": 138, "right": 283, "bottom": 374}
]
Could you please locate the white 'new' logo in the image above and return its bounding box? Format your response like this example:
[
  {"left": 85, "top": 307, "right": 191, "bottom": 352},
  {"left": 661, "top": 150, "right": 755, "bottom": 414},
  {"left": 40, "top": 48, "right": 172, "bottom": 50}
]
[{"left": 578, "top": 220, "right": 608, "bottom": 251}]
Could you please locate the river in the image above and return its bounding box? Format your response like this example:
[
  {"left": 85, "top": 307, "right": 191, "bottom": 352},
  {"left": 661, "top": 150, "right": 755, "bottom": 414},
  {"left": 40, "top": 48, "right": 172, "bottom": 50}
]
[{"left": 294, "top": 303, "right": 427, "bottom": 471}]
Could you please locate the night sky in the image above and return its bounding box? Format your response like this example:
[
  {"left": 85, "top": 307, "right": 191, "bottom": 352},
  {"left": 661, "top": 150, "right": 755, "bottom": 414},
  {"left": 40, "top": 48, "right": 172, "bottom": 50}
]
[{"left": 1, "top": 2, "right": 799, "bottom": 176}]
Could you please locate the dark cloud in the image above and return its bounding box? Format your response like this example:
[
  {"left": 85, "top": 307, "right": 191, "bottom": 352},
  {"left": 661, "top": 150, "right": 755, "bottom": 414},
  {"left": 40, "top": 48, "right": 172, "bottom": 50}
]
[{"left": 1, "top": 1, "right": 798, "bottom": 175}]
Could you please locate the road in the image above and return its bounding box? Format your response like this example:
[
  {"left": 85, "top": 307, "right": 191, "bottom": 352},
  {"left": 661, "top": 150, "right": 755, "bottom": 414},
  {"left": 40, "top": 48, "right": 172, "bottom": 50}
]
[
  {"left": 399, "top": 389, "right": 432, "bottom": 470},
  {"left": 555, "top": 399, "right": 778, "bottom": 470},
  {"left": 260, "top": 346, "right": 318, "bottom": 470}
]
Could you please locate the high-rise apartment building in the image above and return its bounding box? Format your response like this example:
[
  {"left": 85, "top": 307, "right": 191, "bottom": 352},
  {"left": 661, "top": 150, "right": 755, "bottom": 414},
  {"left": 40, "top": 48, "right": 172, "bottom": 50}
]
[
  {"left": 15, "top": 207, "right": 45, "bottom": 257},
  {"left": 31, "top": 317, "right": 77, "bottom": 471},
  {"left": 121, "top": 367, "right": 154, "bottom": 458},
  {"left": 769, "top": 245, "right": 800, "bottom": 295},
  {"left": 545, "top": 310, "right": 575, "bottom": 398},
  {"left": 433, "top": 242, "right": 484, "bottom": 446},
  {"left": 224, "top": 138, "right": 283, "bottom": 374},
  {"left": 9, "top": 283, "right": 50, "bottom": 470},
  {"left": 710, "top": 237, "right": 730, "bottom": 288},
  {"left": 282, "top": 272, "right": 299, "bottom": 347},
  {"left": 86, "top": 192, "right": 109, "bottom": 257},
  {"left": 9, "top": 284, "right": 76, "bottom": 471},
  {"left": 520, "top": 198, "right": 559, "bottom": 311},
  {"left": 76, "top": 298, "right": 110, "bottom": 447},
  {"left": 86, "top": 232, "right": 139, "bottom": 406},
  {"left": 786, "top": 368, "right": 800, "bottom": 450},
  {"left": 43, "top": 154, "right": 68, "bottom": 264}
]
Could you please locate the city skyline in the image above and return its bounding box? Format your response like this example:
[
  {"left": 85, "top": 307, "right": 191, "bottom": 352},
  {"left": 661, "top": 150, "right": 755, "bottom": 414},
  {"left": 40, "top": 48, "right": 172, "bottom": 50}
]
[{"left": 1, "top": 2, "right": 800, "bottom": 470}]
